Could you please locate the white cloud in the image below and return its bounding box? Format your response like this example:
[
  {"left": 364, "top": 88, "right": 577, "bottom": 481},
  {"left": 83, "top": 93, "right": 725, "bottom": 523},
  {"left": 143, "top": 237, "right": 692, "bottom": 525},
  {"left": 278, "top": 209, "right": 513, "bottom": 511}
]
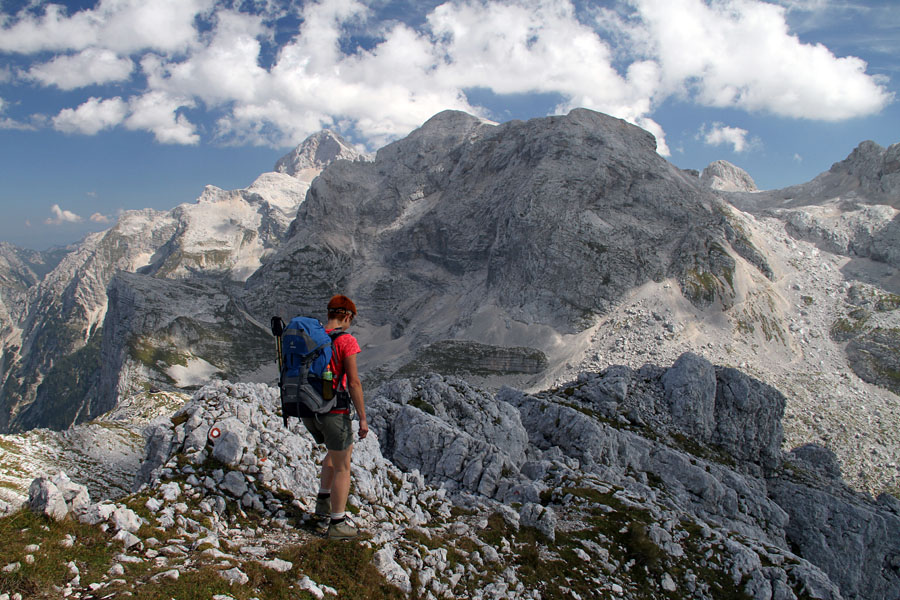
[
  {"left": 49, "top": 92, "right": 199, "bottom": 144},
  {"left": 26, "top": 47, "right": 134, "bottom": 90},
  {"left": 701, "top": 122, "right": 755, "bottom": 153},
  {"left": 0, "top": 0, "right": 214, "bottom": 54},
  {"left": 141, "top": 11, "right": 269, "bottom": 105},
  {"left": 2, "top": 0, "right": 891, "bottom": 155},
  {"left": 124, "top": 91, "right": 199, "bottom": 145},
  {"left": 0, "top": 95, "right": 34, "bottom": 130},
  {"left": 90, "top": 213, "right": 111, "bottom": 223},
  {"left": 45, "top": 204, "right": 83, "bottom": 225},
  {"left": 627, "top": 0, "right": 893, "bottom": 120},
  {"left": 52, "top": 96, "right": 127, "bottom": 134}
]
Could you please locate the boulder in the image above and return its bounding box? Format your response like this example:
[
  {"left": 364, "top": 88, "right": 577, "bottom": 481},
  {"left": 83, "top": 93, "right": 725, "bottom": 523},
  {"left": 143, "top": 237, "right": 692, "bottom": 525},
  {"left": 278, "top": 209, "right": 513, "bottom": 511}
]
[{"left": 28, "top": 477, "right": 69, "bottom": 521}]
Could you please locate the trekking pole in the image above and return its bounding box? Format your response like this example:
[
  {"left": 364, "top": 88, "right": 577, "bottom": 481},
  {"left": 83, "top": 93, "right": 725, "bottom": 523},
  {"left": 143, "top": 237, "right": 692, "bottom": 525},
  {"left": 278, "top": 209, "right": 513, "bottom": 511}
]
[{"left": 270, "top": 316, "right": 285, "bottom": 372}]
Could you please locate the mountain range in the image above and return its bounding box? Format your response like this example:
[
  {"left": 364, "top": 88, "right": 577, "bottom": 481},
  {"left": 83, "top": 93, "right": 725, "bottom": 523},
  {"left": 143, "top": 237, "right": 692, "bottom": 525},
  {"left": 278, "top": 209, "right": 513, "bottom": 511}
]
[
  {"left": 2, "top": 108, "right": 898, "bottom": 495},
  {"left": 0, "top": 107, "right": 899, "bottom": 599}
]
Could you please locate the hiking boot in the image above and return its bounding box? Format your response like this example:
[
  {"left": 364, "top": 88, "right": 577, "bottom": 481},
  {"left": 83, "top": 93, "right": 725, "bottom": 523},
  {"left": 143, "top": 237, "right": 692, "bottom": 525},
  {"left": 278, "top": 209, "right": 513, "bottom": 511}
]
[
  {"left": 314, "top": 496, "right": 331, "bottom": 518},
  {"left": 327, "top": 519, "right": 360, "bottom": 540}
]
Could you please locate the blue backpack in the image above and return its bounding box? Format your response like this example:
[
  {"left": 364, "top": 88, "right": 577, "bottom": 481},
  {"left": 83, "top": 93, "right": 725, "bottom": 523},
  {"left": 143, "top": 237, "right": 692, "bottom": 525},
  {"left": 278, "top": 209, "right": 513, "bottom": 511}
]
[{"left": 278, "top": 316, "right": 346, "bottom": 424}]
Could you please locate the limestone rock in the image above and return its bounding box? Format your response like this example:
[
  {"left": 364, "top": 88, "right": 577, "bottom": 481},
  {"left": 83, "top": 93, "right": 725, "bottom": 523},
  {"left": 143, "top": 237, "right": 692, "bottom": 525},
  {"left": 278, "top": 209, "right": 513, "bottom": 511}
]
[
  {"left": 701, "top": 160, "right": 758, "bottom": 192},
  {"left": 28, "top": 477, "right": 69, "bottom": 521},
  {"left": 662, "top": 352, "right": 717, "bottom": 439}
]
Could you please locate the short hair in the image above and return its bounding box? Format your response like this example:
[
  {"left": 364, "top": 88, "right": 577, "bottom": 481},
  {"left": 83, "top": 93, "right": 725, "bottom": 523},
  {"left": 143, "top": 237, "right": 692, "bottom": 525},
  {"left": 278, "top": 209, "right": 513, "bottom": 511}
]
[{"left": 327, "top": 294, "right": 357, "bottom": 319}]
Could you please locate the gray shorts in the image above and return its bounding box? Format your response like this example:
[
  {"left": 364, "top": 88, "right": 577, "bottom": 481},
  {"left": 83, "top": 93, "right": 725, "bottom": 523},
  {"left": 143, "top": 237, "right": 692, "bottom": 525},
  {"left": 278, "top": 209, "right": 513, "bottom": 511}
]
[{"left": 302, "top": 413, "right": 353, "bottom": 451}]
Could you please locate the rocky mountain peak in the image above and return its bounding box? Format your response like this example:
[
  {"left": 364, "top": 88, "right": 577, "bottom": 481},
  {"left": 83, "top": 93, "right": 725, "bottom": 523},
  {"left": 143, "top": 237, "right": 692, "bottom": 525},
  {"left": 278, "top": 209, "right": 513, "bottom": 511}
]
[
  {"left": 700, "top": 159, "right": 758, "bottom": 192},
  {"left": 828, "top": 139, "right": 900, "bottom": 202},
  {"left": 257, "top": 107, "right": 762, "bottom": 338},
  {"left": 273, "top": 130, "right": 362, "bottom": 177}
]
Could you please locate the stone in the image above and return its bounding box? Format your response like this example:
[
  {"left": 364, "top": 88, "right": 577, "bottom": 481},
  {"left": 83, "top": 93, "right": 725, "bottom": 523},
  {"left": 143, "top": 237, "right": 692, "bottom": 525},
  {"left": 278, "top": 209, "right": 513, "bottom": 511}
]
[
  {"left": 220, "top": 471, "right": 248, "bottom": 498},
  {"left": 112, "top": 530, "right": 141, "bottom": 549},
  {"left": 373, "top": 545, "right": 412, "bottom": 594},
  {"left": 211, "top": 418, "right": 248, "bottom": 467},
  {"left": 159, "top": 481, "right": 181, "bottom": 502},
  {"left": 110, "top": 506, "right": 143, "bottom": 533},
  {"left": 258, "top": 558, "right": 292, "bottom": 573},
  {"left": 519, "top": 503, "right": 557, "bottom": 542},
  {"left": 27, "top": 477, "right": 68, "bottom": 521},
  {"left": 298, "top": 575, "right": 326, "bottom": 599},
  {"left": 220, "top": 567, "right": 249, "bottom": 586}
]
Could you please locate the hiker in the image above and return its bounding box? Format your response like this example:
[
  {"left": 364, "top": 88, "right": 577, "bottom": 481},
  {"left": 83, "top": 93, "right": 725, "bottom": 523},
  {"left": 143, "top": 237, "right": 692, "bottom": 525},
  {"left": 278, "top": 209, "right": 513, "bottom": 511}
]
[{"left": 301, "top": 294, "right": 368, "bottom": 539}]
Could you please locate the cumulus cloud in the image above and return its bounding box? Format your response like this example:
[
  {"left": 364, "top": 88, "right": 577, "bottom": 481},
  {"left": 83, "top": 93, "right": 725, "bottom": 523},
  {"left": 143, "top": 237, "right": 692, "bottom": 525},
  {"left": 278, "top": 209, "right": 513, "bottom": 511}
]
[
  {"left": 52, "top": 96, "right": 128, "bottom": 134},
  {"left": 45, "top": 204, "right": 83, "bottom": 225},
  {"left": 90, "top": 213, "right": 111, "bottom": 223},
  {"left": 700, "top": 122, "right": 756, "bottom": 153},
  {"left": 0, "top": 0, "right": 214, "bottom": 54},
  {"left": 124, "top": 91, "right": 199, "bottom": 145},
  {"left": 26, "top": 48, "right": 134, "bottom": 90},
  {"left": 1, "top": 0, "right": 892, "bottom": 152},
  {"left": 624, "top": 0, "right": 893, "bottom": 120}
]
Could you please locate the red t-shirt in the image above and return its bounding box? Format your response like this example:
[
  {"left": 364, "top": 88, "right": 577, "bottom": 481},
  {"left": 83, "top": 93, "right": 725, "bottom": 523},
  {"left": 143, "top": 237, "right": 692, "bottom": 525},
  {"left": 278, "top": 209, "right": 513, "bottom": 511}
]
[{"left": 326, "top": 328, "right": 361, "bottom": 395}]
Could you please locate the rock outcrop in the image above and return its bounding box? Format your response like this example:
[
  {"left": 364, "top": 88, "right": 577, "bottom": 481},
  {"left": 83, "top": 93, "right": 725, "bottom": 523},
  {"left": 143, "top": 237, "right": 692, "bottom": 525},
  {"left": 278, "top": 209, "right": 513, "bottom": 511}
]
[{"left": 11, "top": 354, "right": 899, "bottom": 599}]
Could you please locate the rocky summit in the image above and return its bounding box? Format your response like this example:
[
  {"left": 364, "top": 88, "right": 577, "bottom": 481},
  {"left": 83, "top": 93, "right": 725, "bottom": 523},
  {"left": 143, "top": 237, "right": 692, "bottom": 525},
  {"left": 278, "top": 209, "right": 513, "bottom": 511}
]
[{"left": 0, "top": 108, "right": 899, "bottom": 597}]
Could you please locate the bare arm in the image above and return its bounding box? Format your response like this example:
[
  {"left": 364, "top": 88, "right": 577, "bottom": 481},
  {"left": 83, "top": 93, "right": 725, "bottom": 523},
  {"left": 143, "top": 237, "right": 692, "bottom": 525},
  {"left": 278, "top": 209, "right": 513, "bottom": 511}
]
[{"left": 343, "top": 353, "right": 367, "bottom": 439}]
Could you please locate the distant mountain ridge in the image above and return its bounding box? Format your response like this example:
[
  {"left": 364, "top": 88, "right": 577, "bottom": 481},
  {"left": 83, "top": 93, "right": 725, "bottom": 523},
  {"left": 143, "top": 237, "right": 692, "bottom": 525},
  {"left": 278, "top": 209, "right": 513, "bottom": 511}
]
[{"left": 0, "top": 131, "right": 359, "bottom": 432}]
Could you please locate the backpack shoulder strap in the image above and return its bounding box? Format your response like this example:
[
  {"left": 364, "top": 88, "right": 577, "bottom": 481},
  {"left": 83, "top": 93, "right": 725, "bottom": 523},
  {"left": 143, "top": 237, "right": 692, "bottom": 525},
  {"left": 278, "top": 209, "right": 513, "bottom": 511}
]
[{"left": 329, "top": 330, "right": 349, "bottom": 343}]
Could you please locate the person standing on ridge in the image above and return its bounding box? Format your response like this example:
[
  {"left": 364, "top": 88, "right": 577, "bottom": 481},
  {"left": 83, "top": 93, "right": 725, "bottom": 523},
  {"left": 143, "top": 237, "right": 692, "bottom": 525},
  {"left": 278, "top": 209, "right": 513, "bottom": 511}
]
[{"left": 301, "top": 294, "right": 368, "bottom": 539}]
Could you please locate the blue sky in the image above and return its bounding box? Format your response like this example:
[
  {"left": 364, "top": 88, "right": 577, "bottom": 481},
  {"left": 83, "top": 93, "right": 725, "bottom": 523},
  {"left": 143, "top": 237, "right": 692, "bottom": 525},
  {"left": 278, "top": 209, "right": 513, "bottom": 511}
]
[{"left": 0, "top": 0, "right": 897, "bottom": 250}]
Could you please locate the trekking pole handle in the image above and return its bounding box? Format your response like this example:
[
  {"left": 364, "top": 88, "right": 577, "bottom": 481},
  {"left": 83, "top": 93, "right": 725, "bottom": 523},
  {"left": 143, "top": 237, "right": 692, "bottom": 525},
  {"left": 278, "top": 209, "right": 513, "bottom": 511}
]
[
  {"left": 271, "top": 316, "right": 285, "bottom": 373},
  {"left": 270, "top": 316, "right": 285, "bottom": 337}
]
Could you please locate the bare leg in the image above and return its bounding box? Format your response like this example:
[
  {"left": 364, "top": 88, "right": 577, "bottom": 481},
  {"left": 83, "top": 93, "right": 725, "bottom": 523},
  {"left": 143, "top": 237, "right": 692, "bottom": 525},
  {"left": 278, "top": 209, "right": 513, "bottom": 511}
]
[
  {"left": 319, "top": 453, "right": 335, "bottom": 492},
  {"left": 326, "top": 445, "right": 353, "bottom": 515}
]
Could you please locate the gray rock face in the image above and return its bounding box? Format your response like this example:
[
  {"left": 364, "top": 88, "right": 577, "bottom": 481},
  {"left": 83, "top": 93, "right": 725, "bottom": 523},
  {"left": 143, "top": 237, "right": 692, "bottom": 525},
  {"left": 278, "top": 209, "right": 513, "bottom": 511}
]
[
  {"left": 98, "top": 272, "right": 273, "bottom": 411},
  {"left": 788, "top": 444, "right": 842, "bottom": 481},
  {"left": 778, "top": 201, "right": 900, "bottom": 269},
  {"left": 15, "top": 363, "right": 893, "bottom": 600},
  {"left": 769, "top": 473, "right": 900, "bottom": 600},
  {"left": 827, "top": 284, "right": 900, "bottom": 396},
  {"left": 369, "top": 375, "right": 528, "bottom": 497},
  {"left": 845, "top": 327, "right": 900, "bottom": 395},
  {"left": 714, "top": 366, "right": 785, "bottom": 472},
  {"left": 701, "top": 160, "right": 758, "bottom": 192},
  {"left": 727, "top": 140, "right": 900, "bottom": 212},
  {"left": 364, "top": 355, "right": 898, "bottom": 599},
  {"left": 246, "top": 108, "right": 771, "bottom": 384},
  {"left": 662, "top": 352, "right": 717, "bottom": 439},
  {"left": 661, "top": 353, "right": 785, "bottom": 472}
]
